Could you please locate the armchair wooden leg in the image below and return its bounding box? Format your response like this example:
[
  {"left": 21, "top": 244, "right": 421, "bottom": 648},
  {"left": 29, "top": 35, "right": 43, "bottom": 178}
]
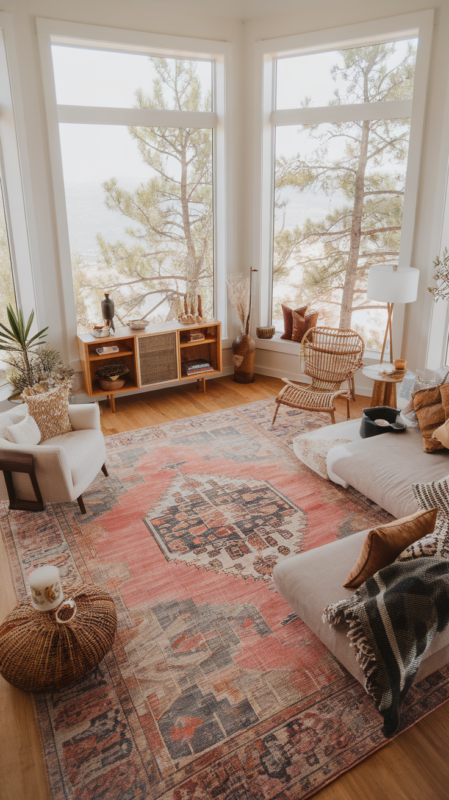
[
  {"left": 329, "top": 409, "right": 336, "bottom": 424},
  {"left": 77, "top": 495, "right": 87, "bottom": 514},
  {"left": 0, "top": 452, "right": 45, "bottom": 512},
  {"left": 101, "top": 463, "right": 109, "bottom": 477},
  {"left": 346, "top": 396, "right": 351, "bottom": 419},
  {"left": 271, "top": 402, "right": 281, "bottom": 426}
]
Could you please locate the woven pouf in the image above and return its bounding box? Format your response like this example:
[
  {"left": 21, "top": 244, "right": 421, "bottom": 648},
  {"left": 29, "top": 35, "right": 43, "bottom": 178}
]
[{"left": 0, "top": 584, "right": 117, "bottom": 692}]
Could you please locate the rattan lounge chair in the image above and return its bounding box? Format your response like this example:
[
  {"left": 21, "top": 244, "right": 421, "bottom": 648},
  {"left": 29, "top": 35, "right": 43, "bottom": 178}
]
[{"left": 272, "top": 326, "right": 365, "bottom": 426}]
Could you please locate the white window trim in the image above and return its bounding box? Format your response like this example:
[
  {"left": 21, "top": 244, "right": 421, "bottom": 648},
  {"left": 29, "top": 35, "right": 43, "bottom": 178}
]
[
  {"left": 253, "top": 10, "right": 434, "bottom": 361},
  {"left": 0, "top": 12, "right": 43, "bottom": 333},
  {"left": 36, "top": 18, "right": 232, "bottom": 365}
]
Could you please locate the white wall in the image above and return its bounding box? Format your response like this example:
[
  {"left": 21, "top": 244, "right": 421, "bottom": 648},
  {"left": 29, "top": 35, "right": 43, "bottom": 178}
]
[
  {"left": 243, "top": 0, "right": 449, "bottom": 384},
  {"left": 3, "top": 0, "right": 449, "bottom": 403}
]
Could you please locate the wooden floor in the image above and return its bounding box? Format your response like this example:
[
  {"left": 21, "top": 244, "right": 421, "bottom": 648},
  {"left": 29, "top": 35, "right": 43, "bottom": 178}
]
[{"left": 1, "top": 373, "right": 448, "bottom": 800}]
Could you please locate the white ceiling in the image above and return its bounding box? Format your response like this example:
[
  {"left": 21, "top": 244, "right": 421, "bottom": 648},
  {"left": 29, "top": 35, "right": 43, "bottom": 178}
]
[{"left": 150, "top": 0, "right": 329, "bottom": 21}]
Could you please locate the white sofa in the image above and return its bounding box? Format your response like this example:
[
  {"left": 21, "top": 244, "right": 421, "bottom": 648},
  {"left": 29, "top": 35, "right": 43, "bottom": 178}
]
[
  {"left": 274, "top": 418, "right": 449, "bottom": 689},
  {"left": 0, "top": 403, "right": 107, "bottom": 513}
]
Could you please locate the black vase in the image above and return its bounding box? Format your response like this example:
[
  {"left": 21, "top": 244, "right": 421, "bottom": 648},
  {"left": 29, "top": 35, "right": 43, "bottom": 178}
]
[{"left": 101, "top": 292, "right": 115, "bottom": 332}]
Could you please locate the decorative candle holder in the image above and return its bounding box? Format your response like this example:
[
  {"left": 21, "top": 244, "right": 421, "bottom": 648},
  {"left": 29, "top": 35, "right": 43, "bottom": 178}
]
[{"left": 29, "top": 565, "right": 63, "bottom": 612}]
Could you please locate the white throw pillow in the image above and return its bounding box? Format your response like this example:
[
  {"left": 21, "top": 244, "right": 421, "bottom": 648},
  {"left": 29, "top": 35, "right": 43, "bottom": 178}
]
[{"left": 5, "top": 414, "right": 41, "bottom": 445}]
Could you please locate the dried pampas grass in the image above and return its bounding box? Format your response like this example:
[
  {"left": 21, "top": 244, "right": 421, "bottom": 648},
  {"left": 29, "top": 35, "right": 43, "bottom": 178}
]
[{"left": 227, "top": 275, "right": 250, "bottom": 335}]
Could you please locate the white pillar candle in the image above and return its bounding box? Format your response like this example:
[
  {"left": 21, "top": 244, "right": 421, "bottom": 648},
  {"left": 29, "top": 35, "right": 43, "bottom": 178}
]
[{"left": 29, "top": 565, "right": 63, "bottom": 612}]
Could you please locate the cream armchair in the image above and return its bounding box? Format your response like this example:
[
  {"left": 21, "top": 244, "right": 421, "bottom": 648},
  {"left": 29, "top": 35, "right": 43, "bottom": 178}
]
[{"left": 0, "top": 403, "right": 107, "bottom": 514}]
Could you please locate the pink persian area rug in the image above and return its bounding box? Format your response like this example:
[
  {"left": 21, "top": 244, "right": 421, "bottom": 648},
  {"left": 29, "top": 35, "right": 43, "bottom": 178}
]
[{"left": 2, "top": 398, "right": 449, "bottom": 800}]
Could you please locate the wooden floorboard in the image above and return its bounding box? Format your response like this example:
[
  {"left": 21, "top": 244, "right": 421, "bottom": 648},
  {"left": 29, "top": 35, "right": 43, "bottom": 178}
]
[{"left": 0, "top": 372, "right": 448, "bottom": 800}]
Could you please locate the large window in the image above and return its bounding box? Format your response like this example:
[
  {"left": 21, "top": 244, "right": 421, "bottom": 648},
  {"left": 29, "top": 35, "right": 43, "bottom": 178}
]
[
  {"left": 51, "top": 47, "right": 214, "bottom": 333},
  {"left": 38, "top": 20, "right": 230, "bottom": 358},
  {"left": 256, "top": 12, "right": 433, "bottom": 356},
  {"left": 0, "top": 172, "right": 17, "bottom": 384},
  {"left": 273, "top": 40, "right": 416, "bottom": 349}
]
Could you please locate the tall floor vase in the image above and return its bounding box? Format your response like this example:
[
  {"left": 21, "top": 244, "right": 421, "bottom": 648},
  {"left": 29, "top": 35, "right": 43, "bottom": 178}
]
[{"left": 232, "top": 333, "right": 255, "bottom": 383}]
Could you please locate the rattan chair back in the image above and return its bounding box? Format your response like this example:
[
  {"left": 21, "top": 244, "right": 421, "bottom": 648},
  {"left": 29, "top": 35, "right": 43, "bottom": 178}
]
[{"left": 301, "top": 327, "right": 365, "bottom": 387}]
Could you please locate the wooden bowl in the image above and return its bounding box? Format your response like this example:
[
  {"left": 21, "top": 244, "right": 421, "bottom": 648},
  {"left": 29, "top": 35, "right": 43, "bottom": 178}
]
[
  {"left": 99, "top": 378, "right": 126, "bottom": 391},
  {"left": 128, "top": 319, "right": 148, "bottom": 330},
  {"left": 256, "top": 326, "right": 275, "bottom": 339}
]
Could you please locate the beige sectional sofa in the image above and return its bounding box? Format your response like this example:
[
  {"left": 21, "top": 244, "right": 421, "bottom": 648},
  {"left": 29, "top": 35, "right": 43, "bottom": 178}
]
[{"left": 273, "top": 419, "right": 449, "bottom": 690}]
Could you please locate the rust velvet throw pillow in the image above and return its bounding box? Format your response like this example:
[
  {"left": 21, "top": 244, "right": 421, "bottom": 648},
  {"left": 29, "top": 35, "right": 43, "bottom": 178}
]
[
  {"left": 343, "top": 508, "right": 438, "bottom": 589},
  {"left": 413, "top": 385, "right": 446, "bottom": 453},
  {"left": 280, "top": 304, "right": 308, "bottom": 340},
  {"left": 291, "top": 310, "right": 319, "bottom": 343}
]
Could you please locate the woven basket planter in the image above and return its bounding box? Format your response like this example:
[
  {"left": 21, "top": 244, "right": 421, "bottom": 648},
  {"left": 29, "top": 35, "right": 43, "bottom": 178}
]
[
  {"left": 0, "top": 584, "right": 117, "bottom": 692},
  {"left": 256, "top": 326, "right": 275, "bottom": 339}
]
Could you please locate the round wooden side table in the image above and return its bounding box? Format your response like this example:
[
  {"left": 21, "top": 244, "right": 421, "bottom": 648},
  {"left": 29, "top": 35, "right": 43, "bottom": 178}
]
[
  {"left": 0, "top": 584, "right": 117, "bottom": 692},
  {"left": 362, "top": 364, "right": 406, "bottom": 408}
]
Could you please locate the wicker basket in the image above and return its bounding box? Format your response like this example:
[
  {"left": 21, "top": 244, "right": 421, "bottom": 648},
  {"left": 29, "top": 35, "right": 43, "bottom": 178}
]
[
  {"left": 99, "top": 378, "right": 126, "bottom": 391},
  {"left": 256, "top": 326, "right": 275, "bottom": 339},
  {"left": 0, "top": 584, "right": 117, "bottom": 692}
]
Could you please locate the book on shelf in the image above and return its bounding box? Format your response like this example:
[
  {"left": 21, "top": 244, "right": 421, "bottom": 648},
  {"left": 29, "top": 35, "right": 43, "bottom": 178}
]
[{"left": 183, "top": 359, "right": 214, "bottom": 376}]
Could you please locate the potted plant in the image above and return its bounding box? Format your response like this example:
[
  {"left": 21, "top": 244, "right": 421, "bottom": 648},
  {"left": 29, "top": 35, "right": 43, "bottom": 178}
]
[{"left": 0, "top": 304, "right": 73, "bottom": 400}]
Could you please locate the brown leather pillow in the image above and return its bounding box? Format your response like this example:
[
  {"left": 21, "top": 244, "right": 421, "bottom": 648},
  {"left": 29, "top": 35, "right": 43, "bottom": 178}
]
[
  {"left": 440, "top": 382, "right": 449, "bottom": 420},
  {"left": 343, "top": 508, "right": 438, "bottom": 589},
  {"left": 413, "top": 385, "right": 445, "bottom": 452},
  {"left": 280, "top": 304, "right": 308, "bottom": 340},
  {"left": 291, "top": 310, "right": 319, "bottom": 342}
]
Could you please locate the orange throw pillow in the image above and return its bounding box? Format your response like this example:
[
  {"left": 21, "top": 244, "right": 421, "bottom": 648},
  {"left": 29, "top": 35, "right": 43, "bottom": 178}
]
[
  {"left": 280, "top": 304, "right": 308, "bottom": 340},
  {"left": 24, "top": 383, "right": 72, "bottom": 442},
  {"left": 343, "top": 508, "right": 438, "bottom": 589},
  {"left": 413, "top": 385, "right": 445, "bottom": 452}
]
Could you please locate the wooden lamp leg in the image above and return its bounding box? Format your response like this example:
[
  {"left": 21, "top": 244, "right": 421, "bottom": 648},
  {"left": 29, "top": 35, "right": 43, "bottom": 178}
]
[{"left": 380, "top": 303, "right": 394, "bottom": 364}]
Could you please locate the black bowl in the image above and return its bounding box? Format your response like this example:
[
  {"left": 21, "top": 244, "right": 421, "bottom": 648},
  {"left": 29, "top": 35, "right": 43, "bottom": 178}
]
[{"left": 360, "top": 406, "right": 406, "bottom": 439}]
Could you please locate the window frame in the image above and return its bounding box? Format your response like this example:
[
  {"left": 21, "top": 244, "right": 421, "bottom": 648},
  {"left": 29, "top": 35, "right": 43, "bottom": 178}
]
[
  {"left": 37, "top": 18, "right": 232, "bottom": 364},
  {"left": 0, "top": 12, "right": 43, "bottom": 390},
  {"left": 253, "top": 11, "right": 434, "bottom": 360}
]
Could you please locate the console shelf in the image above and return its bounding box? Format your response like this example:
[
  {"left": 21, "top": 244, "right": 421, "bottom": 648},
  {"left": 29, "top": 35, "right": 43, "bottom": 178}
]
[{"left": 77, "top": 320, "right": 222, "bottom": 412}]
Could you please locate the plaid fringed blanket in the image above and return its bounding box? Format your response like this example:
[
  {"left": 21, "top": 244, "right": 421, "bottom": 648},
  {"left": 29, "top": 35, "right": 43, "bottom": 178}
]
[{"left": 323, "top": 556, "right": 449, "bottom": 737}]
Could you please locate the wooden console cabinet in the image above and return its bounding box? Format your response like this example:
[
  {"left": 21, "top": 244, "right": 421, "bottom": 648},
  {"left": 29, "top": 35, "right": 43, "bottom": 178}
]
[{"left": 77, "top": 320, "right": 222, "bottom": 412}]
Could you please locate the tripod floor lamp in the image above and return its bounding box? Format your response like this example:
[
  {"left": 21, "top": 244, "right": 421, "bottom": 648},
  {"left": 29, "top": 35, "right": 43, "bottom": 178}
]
[{"left": 367, "top": 264, "right": 420, "bottom": 364}]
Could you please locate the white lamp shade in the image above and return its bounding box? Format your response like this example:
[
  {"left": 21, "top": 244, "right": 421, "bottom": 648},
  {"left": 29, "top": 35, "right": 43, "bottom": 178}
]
[{"left": 367, "top": 264, "right": 420, "bottom": 303}]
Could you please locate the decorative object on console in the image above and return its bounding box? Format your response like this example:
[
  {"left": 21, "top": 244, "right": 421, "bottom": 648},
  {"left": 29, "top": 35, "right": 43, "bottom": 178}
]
[
  {"left": 359, "top": 406, "right": 405, "bottom": 439},
  {"left": 343, "top": 508, "right": 438, "bottom": 589},
  {"left": 178, "top": 293, "right": 206, "bottom": 324},
  {"left": 23, "top": 382, "right": 72, "bottom": 442},
  {"left": 128, "top": 319, "right": 148, "bottom": 330},
  {"left": 91, "top": 324, "right": 111, "bottom": 338},
  {"left": 29, "top": 565, "right": 63, "bottom": 611},
  {"left": 280, "top": 304, "right": 307, "bottom": 340},
  {"left": 101, "top": 291, "right": 115, "bottom": 332},
  {"left": 272, "top": 326, "right": 364, "bottom": 425},
  {"left": 256, "top": 326, "right": 275, "bottom": 339},
  {"left": 188, "top": 330, "right": 205, "bottom": 342},
  {"left": 0, "top": 583, "right": 117, "bottom": 692},
  {"left": 367, "top": 263, "right": 419, "bottom": 364},
  {"left": 228, "top": 267, "right": 258, "bottom": 383},
  {"left": 95, "top": 362, "right": 129, "bottom": 391},
  {"left": 96, "top": 345, "right": 119, "bottom": 355}
]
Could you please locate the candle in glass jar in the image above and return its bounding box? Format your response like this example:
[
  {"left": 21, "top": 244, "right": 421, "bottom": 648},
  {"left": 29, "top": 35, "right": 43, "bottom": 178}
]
[{"left": 29, "top": 565, "right": 63, "bottom": 611}]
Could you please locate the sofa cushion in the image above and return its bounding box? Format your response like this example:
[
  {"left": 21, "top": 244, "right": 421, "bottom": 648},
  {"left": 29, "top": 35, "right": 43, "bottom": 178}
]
[
  {"left": 42, "top": 429, "right": 105, "bottom": 487},
  {"left": 280, "top": 304, "right": 308, "bottom": 340},
  {"left": 273, "top": 532, "right": 449, "bottom": 686},
  {"left": 292, "top": 418, "right": 361, "bottom": 479},
  {"left": 0, "top": 404, "right": 27, "bottom": 441},
  {"left": 326, "top": 426, "right": 449, "bottom": 519},
  {"left": 344, "top": 508, "right": 438, "bottom": 588},
  {"left": 25, "top": 384, "right": 72, "bottom": 442},
  {"left": 413, "top": 385, "right": 445, "bottom": 452}
]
